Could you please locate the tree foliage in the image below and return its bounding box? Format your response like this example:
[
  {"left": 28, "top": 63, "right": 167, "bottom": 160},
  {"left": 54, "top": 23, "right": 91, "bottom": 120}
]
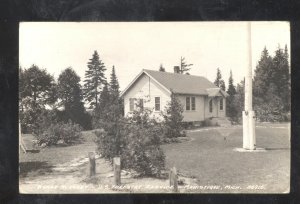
[
  {"left": 19, "top": 65, "right": 55, "bottom": 104},
  {"left": 94, "top": 106, "right": 165, "bottom": 177},
  {"left": 109, "top": 65, "right": 120, "bottom": 103},
  {"left": 83, "top": 50, "right": 106, "bottom": 109},
  {"left": 214, "top": 68, "right": 226, "bottom": 91},
  {"left": 179, "top": 56, "right": 193, "bottom": 74},
  {"left": 253, "top": 45, "right": 290, "bottom": 122},
  {"left": 162, "top": 93, "right": 185, "bottom": 139},
  {"left": 226, "top": 70, "right": 237, "bottom": 121},
  {"left": 57, "top": 67, "right": 91, "bottom": 130},
  {"left": 19, "top": 65, "right": 56, "bottom": 133}
]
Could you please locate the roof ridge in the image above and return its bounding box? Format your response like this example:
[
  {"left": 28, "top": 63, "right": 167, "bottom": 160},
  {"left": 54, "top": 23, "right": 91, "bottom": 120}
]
[{"left": 144, "top": 69, "right": 206, "bottom": 78}]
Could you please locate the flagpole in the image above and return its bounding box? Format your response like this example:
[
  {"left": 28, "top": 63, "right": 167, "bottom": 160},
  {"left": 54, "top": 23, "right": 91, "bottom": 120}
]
[{"left": 243, "top": 22, "right": 256, "bottom": 150}]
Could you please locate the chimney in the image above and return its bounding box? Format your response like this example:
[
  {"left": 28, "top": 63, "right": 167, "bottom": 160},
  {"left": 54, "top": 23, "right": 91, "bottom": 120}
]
[{"left": 174, "top": 66, "right": 180, "bottom": 74}]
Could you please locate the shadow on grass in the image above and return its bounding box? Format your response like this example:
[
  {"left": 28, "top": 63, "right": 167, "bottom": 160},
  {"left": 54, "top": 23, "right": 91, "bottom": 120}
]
[
  {"left": 19, "top": 161, "right": 54, "bottom": 178},
  {"left": 265, "top": 147, "right": 290, "bottom": 151}
]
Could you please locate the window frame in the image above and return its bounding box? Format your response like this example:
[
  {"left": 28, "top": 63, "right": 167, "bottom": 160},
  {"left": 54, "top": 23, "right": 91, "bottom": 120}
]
[
  {"left": 154, "top": 97, "right": 160, "bottom": 111},
  {"left": 209, "top": 99, "right": 213, "bottom": 113},
  {"left": 191, "top": 97, "right": 196, "bottom": 110},
  {"left": 129, "top": 98, "right": 135, "bottom": 112},
  {"left": 219, "top": 98, "right": 223, "bottom": 111},
  {"left": 186, "top": 96, "right": 196, "bottom": 111},
  {"left": 186, "top": 97, "right": 191, "bottom": 111},
  {"left": 139, "top": 98, "right": 144, "bottom": 110}
]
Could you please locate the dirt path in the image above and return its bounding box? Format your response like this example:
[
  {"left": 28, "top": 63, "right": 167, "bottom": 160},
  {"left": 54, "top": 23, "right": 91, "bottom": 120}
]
[{"left": 20, "top": 153, "right": 197, "bottom": 194}]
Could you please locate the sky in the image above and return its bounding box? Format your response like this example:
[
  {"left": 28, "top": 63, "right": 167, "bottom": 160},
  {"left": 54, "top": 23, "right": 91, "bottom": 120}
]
[{"left": 19, "top": 22, "right": 290, "bottom": 91}]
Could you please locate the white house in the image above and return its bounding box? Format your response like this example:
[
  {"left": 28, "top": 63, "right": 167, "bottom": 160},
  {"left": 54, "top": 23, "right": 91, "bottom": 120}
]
[{"left": 120, "top": 68, "right": 228, "bottom": 123}]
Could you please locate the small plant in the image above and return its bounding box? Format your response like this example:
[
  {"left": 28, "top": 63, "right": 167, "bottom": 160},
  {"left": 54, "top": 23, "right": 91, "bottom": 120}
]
[{"left": 34, "top": 121, "right": 82, "bottom": 146}]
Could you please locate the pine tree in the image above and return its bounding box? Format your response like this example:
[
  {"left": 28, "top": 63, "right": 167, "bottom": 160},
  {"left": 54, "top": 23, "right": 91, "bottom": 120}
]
[
  {"left": 179, "top": 56, "right": 193, "bottom": 74},
  {"left": 272, "top": 45, "right": 290, "bottom": 112},
  {"left": 99, "top": 83, "right": 110, "bottom": 112},
  {"left": 253, "top": 47, "right": 273, "bottom": 98},
  {"left": 159, "top": 64, "right": 166, "bottom": 72},
  {"left": 214, "top": 68, "right": 226, "bottom": 91},
  {"left": 253, "top": 46, "right": 290, "bottom": 121},
  {"left": 226, "top": 70, "right": 237, "bottom": 120},
  {"left": 109, "top": 65, "right": 120, "bottom": 103},
  {"left": 162, "top": 92, "right": 185, "bottom": 138},
  {"left": 232, "top": 78, "right": 245, "bottom": 122},
  {"left": 83, "top": 50, "right": 106, "bottom": 109}
]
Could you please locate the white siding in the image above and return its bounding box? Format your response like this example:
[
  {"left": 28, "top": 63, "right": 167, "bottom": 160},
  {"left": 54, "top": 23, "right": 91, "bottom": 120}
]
[
  {"left": 123, "top": 73, "right": 170, "bottom": 119},
  {"left": 177, "top": 95, "right": 205, "bottom": 122},
  {"left": 123, "top": 73, "right": 227, "bottom": 122},
  {"left": 204, "top": 96, "right": 226, "bottom": 118}
]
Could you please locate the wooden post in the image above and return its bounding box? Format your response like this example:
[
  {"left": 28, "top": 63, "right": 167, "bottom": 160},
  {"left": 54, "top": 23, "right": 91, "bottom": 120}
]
[
  {"left": 88, "top": 152, "right": 96, "bottom": 177},
  {"left": 113, "top": 157, "right": 121, "bottom": 186},
  {"left": 169, "top": 167, "right": 178, "bottom": 193}
]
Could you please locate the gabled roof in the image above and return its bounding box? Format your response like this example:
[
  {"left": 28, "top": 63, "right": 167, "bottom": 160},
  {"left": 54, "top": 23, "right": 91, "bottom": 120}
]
[
  {"left": 206, "top": 88, "right": 229, "bottom": 97},
  {"left": 120, "top": 69, "right": 228, "bottom": 97}
]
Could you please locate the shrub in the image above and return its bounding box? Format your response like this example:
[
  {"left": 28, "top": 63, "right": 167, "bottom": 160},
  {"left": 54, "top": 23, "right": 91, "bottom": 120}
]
[
  {"left": 34, "top": 121, "right": 82, "bottom": 146},
  {"left": 162, "top": 93, "right": 185, "bottom": 139},
  {"left": 94, "top": 108, "right": 165, "bottom": 177}
]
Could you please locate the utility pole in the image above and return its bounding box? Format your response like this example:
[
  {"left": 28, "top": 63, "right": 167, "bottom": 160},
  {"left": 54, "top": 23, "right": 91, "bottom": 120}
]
[{"left": 243, "top": 22, "right": 256, "bottom": 150}]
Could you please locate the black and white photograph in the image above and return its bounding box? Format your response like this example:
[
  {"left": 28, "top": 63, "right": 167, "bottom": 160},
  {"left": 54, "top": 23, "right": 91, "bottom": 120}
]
[{"left": 19, "top": 22, "right": 290, "bottom": 194}]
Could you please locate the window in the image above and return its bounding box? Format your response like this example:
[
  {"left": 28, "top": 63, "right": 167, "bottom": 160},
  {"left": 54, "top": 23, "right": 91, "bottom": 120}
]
[
  {"left": 220, "top": 98, "right": 223, "bottom": 110},
  {"left": 155, "top": 97, "right": 160, "bottom": 111},
  {"left": 129, "top": 98, "right": 134, "bottom": 111},
  {"left": 186, "top": 97, "right": 196, "bottom": 111},
  {"left": 186, "top": 97, "right": 190, "bottom": 110},
  {"left": 139, "top": 99, "right": 144, "bottom": 110},
  {"left": 209, "top": 99, "right": 213, "bottom": 113},
  {"left": 191, "top": 97, "right": 196, "bottom": 110}
]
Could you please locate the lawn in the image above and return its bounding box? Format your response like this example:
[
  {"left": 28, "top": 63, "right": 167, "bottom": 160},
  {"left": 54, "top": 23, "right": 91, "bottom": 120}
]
[
  {"left": 19, "top": 123, "right": 290, "bottom": 193},
  {"left": 19, "top": 131, "right": 97, "bottom": 178},
  {"left": 162, "top": 123, "right": 290, "bottom": 193}
]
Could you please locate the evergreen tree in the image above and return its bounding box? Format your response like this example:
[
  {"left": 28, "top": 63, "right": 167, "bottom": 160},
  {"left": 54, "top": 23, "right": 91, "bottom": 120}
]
[
  {"left": 214, "top": 68, "right": 226, "bottom": 91},
  {"left": 272, "top": 45, "right": 290, "bottom": 111},
  {"left": 253, "top": 47, "right": 273, "bottom": 98},
  {"left": 162, "top": 92, "right": 185, "bottom": 138},
  {"left": 179, "top": 56, "right": 193, "bottom": 74},
  {"left": 253, "top": 46, "right": 290, "bottom": 121},
  {"left": 226, "top": 70, "right": 237, "bottom": 120},
  {"left": 232, "top": 79, "right": 245, "bottom": 122},
  {"left": 99, "top": 83, "right": 111, "bottom": 112},
  {"left": 83, "top": 50, "right": 106, "bottom": 109},
  {"left": 159, "top": 64, "right": 166, "bottom": 72},
  {"left": 57, "top": 67, "right": 91, "bottom": 129},
  {"left": 109, "top": 65, "right": 120, "bottom": 103}
]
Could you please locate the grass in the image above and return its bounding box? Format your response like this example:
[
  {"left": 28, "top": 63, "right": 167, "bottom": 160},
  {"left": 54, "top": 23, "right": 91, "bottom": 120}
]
[
  {"left": 19, "top": 123, "right": 290, "bottom": 193},
  {"left": 162, "top": 123, "right": 290, "bottom": 193},
  {"left": 19, "top": 130, "right": 97, "bottom": 178}
]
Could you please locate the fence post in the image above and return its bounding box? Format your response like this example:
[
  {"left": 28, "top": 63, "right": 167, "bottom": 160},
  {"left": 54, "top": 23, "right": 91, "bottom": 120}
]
[
  {"left": 89, "top": 152, "right": 96, "bottom": 177},
  {"left": 113, "top": 157, "right": 121, "bottom": 186},
  {"left": 169, "top": 167, "right": 178, "bottom": 193}
]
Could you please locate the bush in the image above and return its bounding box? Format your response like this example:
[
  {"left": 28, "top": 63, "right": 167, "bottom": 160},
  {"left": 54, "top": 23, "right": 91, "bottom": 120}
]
[
  {"left": 34, "top": 121, "right": 82, "bottom": 146},
  {"left": 94, "top": 108, "right": 165, "bottom": 177},
  {"left": 162, "top": 93, "right": 185, "bottom": 139}
]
